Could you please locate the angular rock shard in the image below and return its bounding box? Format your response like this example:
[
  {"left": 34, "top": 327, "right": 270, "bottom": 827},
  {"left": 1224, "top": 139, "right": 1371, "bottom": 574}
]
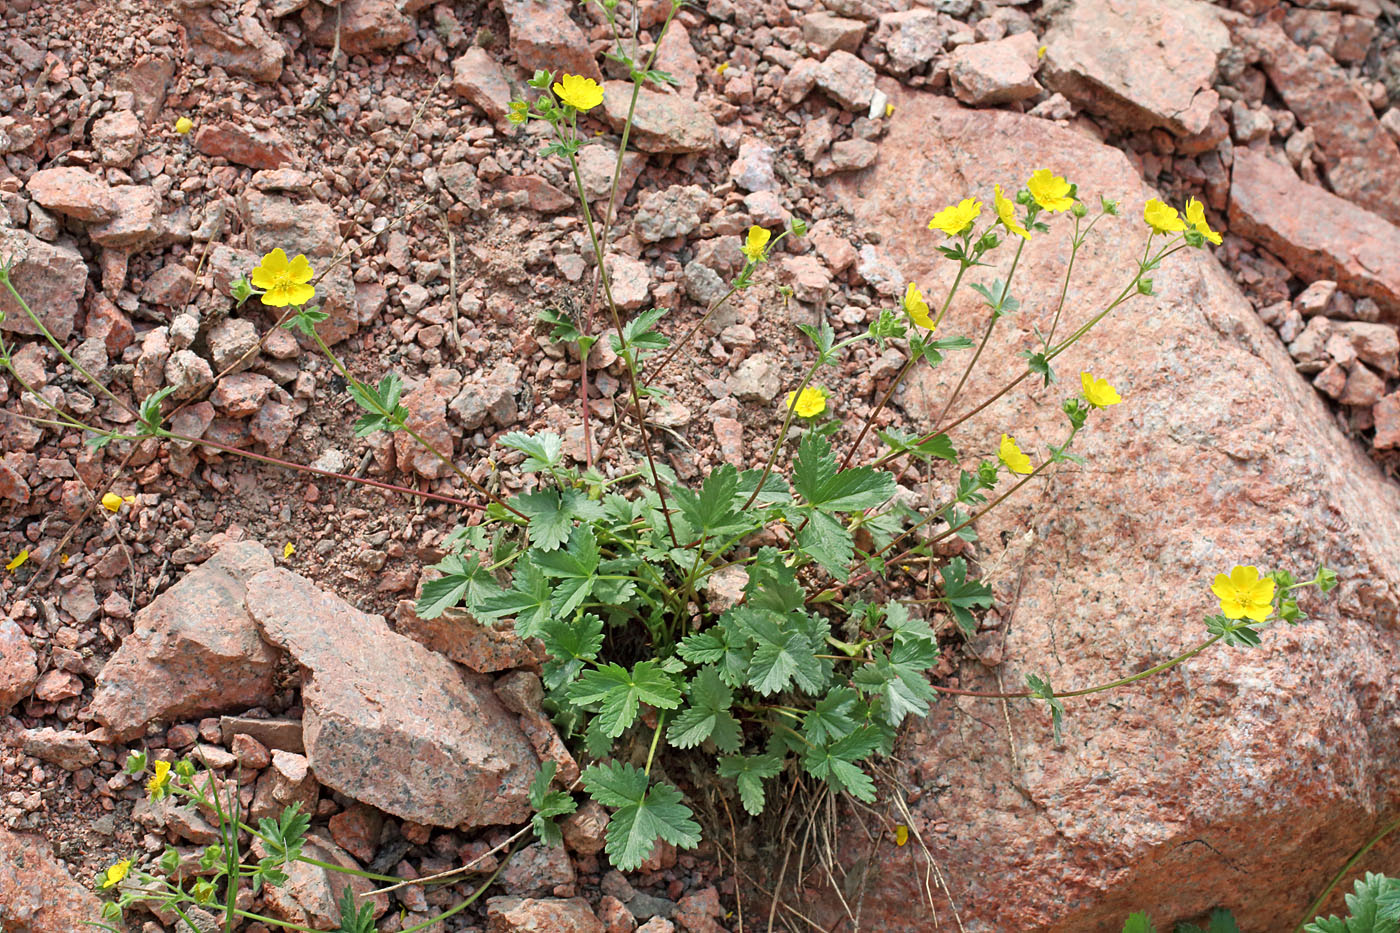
[
  {"left": 1041, "top": 0, "right": 1229, "bottom": 136},
  {"left": 1230, "top": 148, "right": 1400, "bottom": 321},
  {"left": 246, "top": 568, "right": 539, "bottom": 829},
  {"left": 90, "top": 540, "right": 278, "bottom": 741},
  {"left": 823, "top": 85, "right": 1400, "bottom": 932}
]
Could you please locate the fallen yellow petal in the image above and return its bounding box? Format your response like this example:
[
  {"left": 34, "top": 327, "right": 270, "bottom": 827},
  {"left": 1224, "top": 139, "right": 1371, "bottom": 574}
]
[
  {"left": 283, "top": 542, "right": 296, "bottom": 558},
  {"left": 5, "top": 549, "right": 28, "bottom": 571},
  {"left": 895, "top": 824, "right": 909, "bottom": 846},
  {"left": 101, "top": 492, "right": 123, "bottom": 512}
]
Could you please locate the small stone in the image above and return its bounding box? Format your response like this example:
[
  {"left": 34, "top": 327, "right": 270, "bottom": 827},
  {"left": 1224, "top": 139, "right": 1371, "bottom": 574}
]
[
  {"left": 207, "top": 317, "right": 261, "bottom": 374},
  {"left": 21, "top": 727, "right": 98, "bottom": 771},
  {"left": 499, "top": 843, "right": 576, "bottom": 897},
  {"left": 0, "top": 229, "right": 86, "bottom": 341},
  {"left": 194, "top": 122, "right": 297, "bottom": 170},
  {"left": 560, "top": 801, "right": 609, "bottom": 856},
  {"left": 0, "top": 827, "right": 105, "bottom": 929},
  {"left": 1295, "top": 281, "right": 1338, "bottom": 316},
  {"left": 211, "top": 372, "right": 276, "bottom": 417},
  {"left": 875, "top": 10, "right": 947, "bottom": 74},
  {"left": 827, "top": 138, "right": 878, "bottom": 173},
  {"left": 91, "top": 109, "right": 143, "bottom": 167},
  {"left": 950, "top": 33, "right": 1042, "bottom": 106},
  {"left": 744, "top": 190, "right": 790, "bottom": 228},
  {"left": 502, "top": 0, "right": 603, "bottom": 83},
  {"left": 729, "top": 352, "right": 782, "bottom": 403},
  {"left": 231, "top": 732, "right": 272, "bottom": 770},
  {"left": 782, "top": 255, "right": 833, "bottom": 303},
  {"left": 603, "top": 82, "right": 717, "bottom": 153},
  {"left": 606, "top": 255, "right": 651, "bottom": 310},
  {"left": 1333, "top": 322, "right": 1400, "bottom": 378},
  {"left": 141, "top": 263, "right": 196, "bottom": 307},
  {"left": 251, "top": 749, "right": 319, "bottom": 821},
  {"left": 25, "top": 167, "right": 116, "bottom": 221},
  {"left": 635, "top": 185, "right": 708, "bottom": 243},
  {"left": 1339, "top": 363, "right": 1385, "bottom": 407},
  {"left": 815, "top": 50, "right": 877, "bottom": 111},
  {"left": 801, "top": 12, "right": 868, "bottom": 57},
  {"left": 486, "top": 897, "right": 604, "bottom": 933},
  {"left": 728, "top": 138, "right": 779, "bottom": 193},
  {"left": 165, "top": 349, "right": 215, "bottom": 400},
  {"left": 452, "top": 48, "right": 513, "bottom": 127},
  {"left": 89, "top": 186, "right": 163, "bottom": 249},
  {"left": 309, "top": 0, "right": 414, "bottom": 53},
  {"left": 1373, "top": 393, "right": 1400, "bottom": 449}
]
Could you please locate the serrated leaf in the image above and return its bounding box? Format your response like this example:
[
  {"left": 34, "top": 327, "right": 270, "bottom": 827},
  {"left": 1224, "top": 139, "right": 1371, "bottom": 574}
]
[
  {"left": 477, "top": 562, "right": 553, "bottom": 637},
  {"left": 416, "top": 554, "right": 504, "bottom": 620},
  {"left": 569, "top": 660, "right": 682, "bottom": 738},
  {"left": 792, "top": 433, "right": 895, "bottom": 512},
  {"left": 1304, "top": 874, "right": 1400, "bottom": 933},
  {"left": 795, "top": 508, "right": 854, "bottom": 580},
  {"left": 852, "top": 636, "right": 938, "bottom": 727},
  {"left": 677, "top": 621, "right": 752, "bottom": 687},
  {"left": 1122, "top": 912, "right": 1156, "bottom": 933},
  {"left": 532, "top": 525, "right": 600, "bottom": 617},
  {"left": 528, "top": 762, "right": 577, "bottom": 847},
  {"left": 802, "top": 687, "right": 859, "bottom": 745},
  {"left": 512, "top": 489, "right": 575, "bottom": 551},
  {"left": 877, "top": 427, "right": 959, "bottom": 464},
  {"left": 744, "top": 610, "right": 827, "bottom": 696},
  {"left": 938, "top": 557, "right": 993, "bottom": 634},
  {"left": 717, "top": 754, "right": 782, "bottom": 816},
  {"left": 582, "top": 762, "right": 700, "bottom": 871},
  {"left": 666, "top": 667, "right": 741, "bottom": 753},
  {"left": 1026, "top": 674, "right": 1066, "bottom": 745},
  {"left": 671, "top": 464, "right": 749, "bottom": 538},
  {"left": 539, "top": 613, "right": 604, "bottom": 691},
  {"left": 801, "top": 727, "right": 883, "bottom": 802},
  {"left": 499, "top": 431, "right": 563, "bottom": 472}
]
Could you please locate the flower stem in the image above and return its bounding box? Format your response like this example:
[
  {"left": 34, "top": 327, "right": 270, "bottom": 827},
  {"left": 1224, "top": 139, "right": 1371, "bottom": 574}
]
[
  {"left": 1294, "top": 811, "right": 1400, "bottom": 932},
  {"left": 742, "top": 354, "right": 824, "bottom": 510}
]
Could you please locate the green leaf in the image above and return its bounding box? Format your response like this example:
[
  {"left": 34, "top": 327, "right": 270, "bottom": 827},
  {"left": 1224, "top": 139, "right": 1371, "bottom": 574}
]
[
  {"left": 532, "top": 525, "right": 601, "bottom": 618},
  {"left": 500, "top": 431, "right": 563, "bottom": 472},
  {"left": 610, "top": 307, "right": 670, "bottom": 360},
  {"left": 877, "top": 427, "right": 958, "bottom": 464},
  {"left": 802, "top": 687, "right": 860, "bottom": 745},
  {"left": 283, "top": 305, "right": 330, "bottom": 338},
  {"left": 938, "top": 557, "right": 993, "bottom": 634},
  {"left": 528, "top": 762, "right": 578, "bottom": 847},
  {"left": 416, "top": 554, "right": 504, "bottom": 620},
  {"left": 677, "top": 619, "right": 752, "bottom": 687},
  {"left": 801, "top": 727, "right": 883, "bottom": 802},
  {"left": 569, "top": 660, "right": 682, "bottom": 738},
  {"left": 1176, "top": 909, "right": 1241, "bottom": 933},
  {"left": 582, "top": 762, "right": 700, "bottom": 871},
  {"left": 347, "top": 373, "right": 408, "bottom": 437},
  {"left": 1304, "top": 874, "right": 1400, "bottom": 933},
  {"left": 671, "top": 464, "right": 749, "bottom": 538},
  {"left": 511, "top": 488, "right": 602, "bottom": 551},
  {"left": 1204, "top": 614, "right": 1264, "bottom": 648},
  {"left": 795, "top": 508, "right": 854, "bottom": 581},
  {"left": 744, "top": 610, "right": 827, "bottom": 696},
  {"left": 539, "top": 613, "right": 604, "bottom": 691},
  {"left": 1122, "top": 913, "right": 1156, "bottom": 933},
  {"left": 852, "top": 636, "right": 938, "bottom": 727},
  {"left": 139, "top": 386, "right": 178, "bottom": 435},
  {"left": 1026, "top": 674, "right": 1066, "bottom": 745},
  {"left": 666, "top": 667, "right": 741, "bottom": 753},
  {"left": 717, "top": 754, "right": 783, "bottom": 816},
  {"left": 335, "top": 886, "right": 377, "bottom": 933},
  {"left": 256, "top": 802, "right": 310, "bottom": 880},
  {"left": 477, "top": 562, "right": 553, "bottom": 637},
  {"left": 791, "top": 433, "right": 895, "bottom": 512}
]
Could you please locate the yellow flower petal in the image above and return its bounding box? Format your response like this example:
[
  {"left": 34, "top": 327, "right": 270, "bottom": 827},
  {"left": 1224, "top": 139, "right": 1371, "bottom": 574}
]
[
  {"left": 1026, "top": 169, "right": 1074, "bottom": 212},
  {"left": 895, "top": 824, "right": 909, "bottom": 847},
  {"left": 741, "top": 225, "right": 771, "bottom": 263},
  {"left": 1184, "top": 197, "right": 1222, "bottom": 245},
  {"left": 994, "top": 184, "right": 1030, "bottom": 240},
  {"left": 903, "top": 281, "right": 934, "bottom": 329},
  {"left": 101, "top": 492, "right": 123, "bottom": 512},
  {"left": 1143, "top": 199, "right": 1187, "bottom": 234},
  {"left": 785, "top": 386, "right": 827, "bottom": 418},
  {"left": 101, "top": 858, "right": 132, "bottom": 889},
  {"left": 928, "top": 198, "right": 982, "bottom": 236},
  {"left": 552, "top": 74, "right": 604, "bottom": 111},
  {"left": 998, "top": 433, "right": 1033, "bottom": 475},
  {"left": 174, "top": 117, "right": 193, "bottom": 135},
  {"left": 287, "top": 253, "right": 315, "bottom": 284},
  {"left": 5, "top": 549, "right": 28, "bottom": 571},
  {"left": 1080, "top": 371, "right": 1121, "bottom": 409},
  {"left": 283, "top": 542, "right": 296, "bottom": 558}
]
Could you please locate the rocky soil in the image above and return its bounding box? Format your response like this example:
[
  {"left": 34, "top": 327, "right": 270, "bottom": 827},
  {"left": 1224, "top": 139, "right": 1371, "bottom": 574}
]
[{"left": 1, "top": 0, "right": 1399, "bottom": 931}]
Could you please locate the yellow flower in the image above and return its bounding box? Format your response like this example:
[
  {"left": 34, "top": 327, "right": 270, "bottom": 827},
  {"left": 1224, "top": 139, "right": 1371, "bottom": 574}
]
[
  {"left": 101, "top": 859, "right": 132, "bottom": 889},
  {"left": 785, "top": 386, "right": 827, "bottom": 418},
  {"left": 927, "top": 198, "right": 982, "bottom": 236},
  {"left": 283, "top": 542, "right": 296, "bottom": 558},
  {"left": 101, "top": 492, "right": 123, "bottom": 512},
  {"left": 5, "top": 549, "right": 28, "bottom": 571},
  {"left": 998, "top": 433, "right": 1032, "bottom": 475},
  {"left": 147, "top": 759, "right": 172, "bottom": 800},
  {"left": 1210, "top": 565, "right": 1275, "bottom": 622},
  {"left": 174, "top": 117, "right": 193, "bottom": 135},
  {"left": 994, "top": 184, "right": 1029, "bottom": 240},
  {"left": 1184, "top": 197, "right": 1222, "bottom": 245},
  {"left": 552, "top": 73, "right": 604, "bottom": 111},
  {"left": 903, "top": 281, "right": 934, "bottom": 329},
  {"left": 741, "top": 225, "right": 771, "bottom": 263},
  {"left": 250, "top": 249, "right": 316, "bottom": 308},
  {"left": 1143, "top": 198, "right": 1187, "bottom": 235},
  {"left": 1080, "top": 371, "right": 1121, "bottom": 409},
  {"left": 1026, "top": 169, "right": 1074, "bottom": 212}
]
